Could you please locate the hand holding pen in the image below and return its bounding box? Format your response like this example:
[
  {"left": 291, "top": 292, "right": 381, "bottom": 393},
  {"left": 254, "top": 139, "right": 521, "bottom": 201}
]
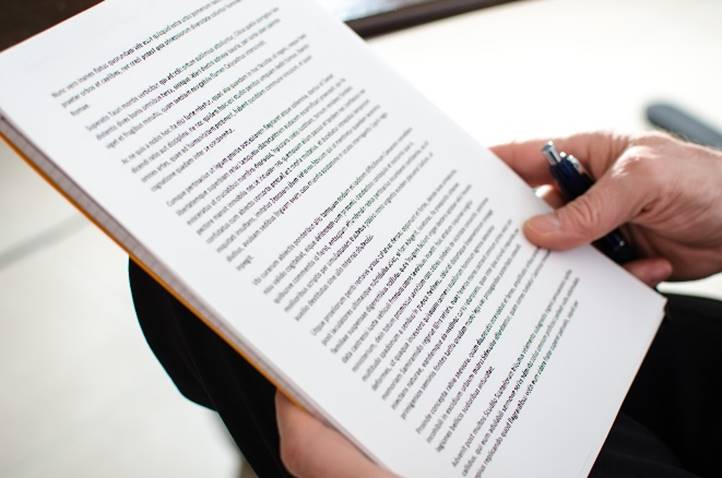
[
  {"left": 490, "top": 131, "right": 722, "bottom": 287},
  {"left": 541, "top": 141, "right": 637, "bottom": 264}
]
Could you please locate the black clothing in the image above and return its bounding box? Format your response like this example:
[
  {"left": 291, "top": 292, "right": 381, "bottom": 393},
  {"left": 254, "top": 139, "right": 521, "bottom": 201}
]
[{"left": 128, "top": 260, "right": 721, "bottom": 477}]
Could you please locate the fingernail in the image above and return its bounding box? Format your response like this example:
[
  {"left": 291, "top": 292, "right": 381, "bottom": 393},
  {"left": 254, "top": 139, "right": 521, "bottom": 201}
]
[{"left": 525, "top": 214, "right": 561, "bottom": 235}]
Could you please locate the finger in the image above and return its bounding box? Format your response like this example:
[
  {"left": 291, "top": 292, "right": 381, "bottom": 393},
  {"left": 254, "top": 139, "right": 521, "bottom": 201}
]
[
  {"left": 490, "top": 140, "right": 553, "bottom": 186},
  {"left": 523, "top": 166, "right": 648, "bottom": 250},
  {"left": 275, "top": 392, "right": 395, "bottom": 478},
  {"left": 536, "top": 184, "right": 566, "bottom": 209},
  {"left": 490, "top": 131, "right": 630, "bottom": 185},
  {"left": 623, "top": 258, "right": 673, "bottom": 287}
]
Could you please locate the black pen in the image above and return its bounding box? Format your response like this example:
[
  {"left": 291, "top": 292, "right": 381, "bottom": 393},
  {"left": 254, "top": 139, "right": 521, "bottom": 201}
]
[{"left": 541, "top": 142, "right": 637, "bottom": 264}]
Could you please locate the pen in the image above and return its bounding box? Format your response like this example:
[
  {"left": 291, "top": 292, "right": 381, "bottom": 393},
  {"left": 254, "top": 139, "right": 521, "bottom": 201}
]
[{"left": 541, "top": 142, "right": 637, "bottom": 264}]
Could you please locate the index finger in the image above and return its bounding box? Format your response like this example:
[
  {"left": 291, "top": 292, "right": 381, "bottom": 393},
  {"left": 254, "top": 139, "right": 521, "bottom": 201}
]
[{"left": 490, "top": 131, "right": 630, "bottom": 185}]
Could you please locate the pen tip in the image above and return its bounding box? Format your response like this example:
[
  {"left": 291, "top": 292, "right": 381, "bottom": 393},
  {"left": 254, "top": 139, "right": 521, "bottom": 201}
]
[{"left": 541, "top": 141, "right": 562, "bottom": 165}]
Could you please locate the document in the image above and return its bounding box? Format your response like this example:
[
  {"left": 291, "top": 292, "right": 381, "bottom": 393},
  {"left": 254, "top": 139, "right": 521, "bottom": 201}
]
[{"left": 0, "top": 1, "right": 665, "bottom": 476}]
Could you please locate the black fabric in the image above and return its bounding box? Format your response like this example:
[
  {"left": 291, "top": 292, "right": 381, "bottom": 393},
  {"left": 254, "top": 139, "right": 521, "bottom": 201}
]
[
  {"left": 128, "top": 259, "right": 721, "bottom": 477},
  {"left": 607, "top": 294, "right": 722, "bottom": 477},
  {"left": 129, "top": 261, "right": 291, "bottom": 478}
]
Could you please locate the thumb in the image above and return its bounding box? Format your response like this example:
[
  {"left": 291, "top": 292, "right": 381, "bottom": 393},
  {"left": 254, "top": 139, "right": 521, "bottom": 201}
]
[{"left": 524, "top": 170, "right": 644, "bottom": 250}]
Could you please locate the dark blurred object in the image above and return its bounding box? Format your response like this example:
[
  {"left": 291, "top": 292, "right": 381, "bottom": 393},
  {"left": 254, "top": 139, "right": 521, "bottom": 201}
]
[
  {"left": 332, "top": 0, "right": 514, "bottom": 37},
  {"left": 0, "top": 0, "right": 101, "bottom": 51},
  {"left": 0, "top": 0, "right": 513, "bottom": 51},
  {"left": 646, "top": 103, "right": 722, "bottom": 150}
]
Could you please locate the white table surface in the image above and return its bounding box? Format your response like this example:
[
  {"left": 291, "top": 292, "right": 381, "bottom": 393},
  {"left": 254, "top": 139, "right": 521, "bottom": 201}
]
[{"left": 368, "top": 0, "right": 722, "bottom": 143}]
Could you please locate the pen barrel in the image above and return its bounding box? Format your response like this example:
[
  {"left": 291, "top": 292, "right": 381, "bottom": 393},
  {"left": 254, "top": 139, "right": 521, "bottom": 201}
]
[
  {"left": 551, "top": 160, "right": 637, "bottom": 264},
  {"left": 593, "top": 229, "right": 637, "bottom": 264},
  {"left": 550, "top": 161, "right": 594, "bottom": 201}
]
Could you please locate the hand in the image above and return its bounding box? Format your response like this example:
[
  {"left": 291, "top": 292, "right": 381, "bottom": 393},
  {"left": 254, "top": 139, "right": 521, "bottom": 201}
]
[
  {"left": 275, "top": 391, "right": 396, "bottom": 477},
  {"left": 491, "top": 131, "right": 722, "bottom": 286}
]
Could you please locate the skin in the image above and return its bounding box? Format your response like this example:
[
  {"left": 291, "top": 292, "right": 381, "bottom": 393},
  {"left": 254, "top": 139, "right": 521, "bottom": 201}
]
[{"left": 275, "top": 131, "right": 722, "bottom": 477}]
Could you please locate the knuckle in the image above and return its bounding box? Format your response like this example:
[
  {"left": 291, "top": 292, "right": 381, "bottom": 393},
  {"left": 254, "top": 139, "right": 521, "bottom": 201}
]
[
  {"left": 618, "top": 153, "right": 660, "bottom": 181},
  {"left": 630, "top": 130, "right": 672, "bottom": 147}
]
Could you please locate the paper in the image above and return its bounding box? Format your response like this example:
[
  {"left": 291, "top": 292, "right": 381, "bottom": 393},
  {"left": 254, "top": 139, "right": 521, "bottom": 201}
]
[{"left": 0, "top": 1, "right": 665, "bottom": 475}]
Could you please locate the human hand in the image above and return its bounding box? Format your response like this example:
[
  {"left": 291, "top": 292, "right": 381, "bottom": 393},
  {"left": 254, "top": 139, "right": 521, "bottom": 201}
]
[
  {"left": 491, "top": 131, "right": 722, "bottom": 286},
  {"left": 275, "top": 391, "right": 396, "bottom": 477}
]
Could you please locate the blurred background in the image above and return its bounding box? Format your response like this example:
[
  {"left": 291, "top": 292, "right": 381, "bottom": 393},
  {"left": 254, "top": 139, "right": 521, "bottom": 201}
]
[{"left": 1, "top": 0, "right": 721, "bottom": 476}]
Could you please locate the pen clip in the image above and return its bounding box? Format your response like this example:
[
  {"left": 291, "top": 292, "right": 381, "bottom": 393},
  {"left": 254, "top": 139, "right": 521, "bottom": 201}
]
[{"left": 542, "top": 141, "right": 586, "bottom": 175}]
